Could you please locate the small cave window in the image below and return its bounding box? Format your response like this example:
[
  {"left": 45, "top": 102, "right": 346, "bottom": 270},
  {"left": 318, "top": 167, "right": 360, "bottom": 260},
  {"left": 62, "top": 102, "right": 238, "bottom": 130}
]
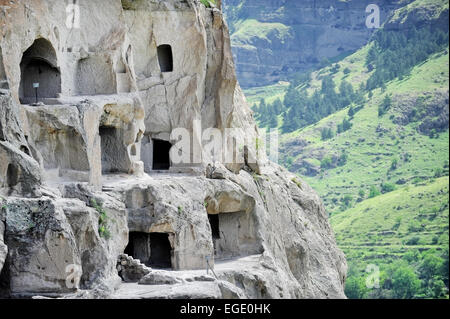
[
  {"left": 152, "top": 139, "right": 172, "bottom": 171},
  {"left": 6, "top": 163, "right": 19, "bottom": 187},
  {"left": 208, "top": 214, "right": 221, "bottom": 239},
  {"left": 20, "top": 145, "right": 30, "bottom": 156},
  {"left": 157, "top": 45, "right": 173, "bottom": 73}
]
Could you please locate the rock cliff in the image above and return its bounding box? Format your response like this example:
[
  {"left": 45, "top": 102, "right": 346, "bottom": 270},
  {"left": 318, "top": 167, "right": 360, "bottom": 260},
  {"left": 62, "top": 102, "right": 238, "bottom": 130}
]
[
  {"left": 223, "top": 0, "right": 406, "bottom": 88},
  {"left": 0, "top": 0, "right": 346, "bottom": 299}
]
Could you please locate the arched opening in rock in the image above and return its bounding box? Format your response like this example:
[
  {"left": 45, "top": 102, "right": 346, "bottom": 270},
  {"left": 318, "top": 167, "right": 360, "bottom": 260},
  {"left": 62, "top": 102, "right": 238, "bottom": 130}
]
[
  {"left": 100, "top": 126, "right": 129, "bottom": 174},
  {"left": 19, "top": 38, "right": 61, "bottom": 104},
  {"left": 152, "top": 139, "right": 171, "bottom": 170},
  {"left": 6, "top": 163, "right": 19, "bottom": 187},
  {"left": 157, "top": 45, "right": 173, "bottom": 73},
  {"left": 124, "top": 232, "right": 172, "bottom": 269}
]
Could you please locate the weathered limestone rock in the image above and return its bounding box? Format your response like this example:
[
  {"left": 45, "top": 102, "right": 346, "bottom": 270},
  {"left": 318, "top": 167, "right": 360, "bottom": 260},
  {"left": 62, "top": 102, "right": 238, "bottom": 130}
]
[
  {"left": 1, "top": 94, "right": 42, "bottom": 197},
  {"left": 22, "top": 96, "right": 145, "bottom": 189},
  {"left": 139, "top": 270, "right": 183, "bottom": 285},
  {"left": 1, "top": 194, "right": 128, "bottom": 296},
  {"left": 117, "top": 254, "right": 151, "bottom": 282},
  {"left": 3, "top": 198, "right": 80, "bottom": 296},
  {"left": 60, "top": 196, "right": 128, "bottom": 291},
  {"left": 0, "top": 0, "right": 346, "bottom": 299},
  {"left": 218, "top": 280, "right": 247, "bottom": 299},
  {"left": 0, "top": 204, "right": 6, "bottom": 276},
  {"left": 116, "top": 177, "right": 214, "bottom": 270}
]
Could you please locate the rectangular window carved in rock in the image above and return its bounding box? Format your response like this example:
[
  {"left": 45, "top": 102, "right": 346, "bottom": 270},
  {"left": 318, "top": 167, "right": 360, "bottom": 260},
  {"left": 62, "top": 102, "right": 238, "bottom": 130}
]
[{"left": 157, "top": 45, "right": 173, "bottom": 73}]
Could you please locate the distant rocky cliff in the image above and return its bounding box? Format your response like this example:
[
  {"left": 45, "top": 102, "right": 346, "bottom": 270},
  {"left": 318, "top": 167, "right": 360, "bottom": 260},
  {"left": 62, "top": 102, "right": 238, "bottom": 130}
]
[
  {"left": 0, "top": 0, "right": 346, "bottom": 299},
  {"left": 223, "top": 0, "right": 405, "bottom": 88}
]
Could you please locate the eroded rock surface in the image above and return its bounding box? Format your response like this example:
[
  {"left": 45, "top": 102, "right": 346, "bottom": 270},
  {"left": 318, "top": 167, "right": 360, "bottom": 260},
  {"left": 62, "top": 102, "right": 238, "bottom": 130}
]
[
  {"left": 0, "top": 0, "right": 346, "bottom": 299},
  {"left": 223, "top": 0, "right": 406, "bottom": 88}
]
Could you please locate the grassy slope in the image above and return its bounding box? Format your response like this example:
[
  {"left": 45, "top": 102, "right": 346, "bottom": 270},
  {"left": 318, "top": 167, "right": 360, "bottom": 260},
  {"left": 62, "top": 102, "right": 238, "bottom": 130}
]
[
  {"left": 391, "top": 0, "right": 449, "bottom": 22},
  {"left": 331, "top": 177, "right": 449, "bottom": 262},
  {"left": 231, "top": 19, "right": 292, "bottom": 47},
  {"left": 243, "top": 82, "right": 289, "bottom": 106},
  {"left": 292, "top": 46, "right": 448, "bottom": 298},
  {"left": 283, "top": 48, "right": 449, "bottom": 213}
]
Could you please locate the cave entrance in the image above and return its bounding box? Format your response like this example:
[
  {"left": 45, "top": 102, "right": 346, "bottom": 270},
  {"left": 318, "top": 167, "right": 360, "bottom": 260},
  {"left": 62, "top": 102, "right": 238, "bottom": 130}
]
[
  {"left": 208, "top": 214, "right": 221, "bottom": 239},
  {"left": 208, "top": 214, "right": 221, "bottom": 256},
  {"left": 157, "top": 45, "right": 173, "bottom": 73},
  {"left": 124, "top": 232, "right": 172, "bottom": 269},
  {"left": 149, "top": 233, "right": 172, "bottom": 269},
  {"left": 124, "top": 232, "right": 151, "bottom": 265},
  {"left": 19, "top": 38, "right": 61, "bottom": 104},
  {"left": 152, "top": 139, "right": 171, "bottom": 171}
]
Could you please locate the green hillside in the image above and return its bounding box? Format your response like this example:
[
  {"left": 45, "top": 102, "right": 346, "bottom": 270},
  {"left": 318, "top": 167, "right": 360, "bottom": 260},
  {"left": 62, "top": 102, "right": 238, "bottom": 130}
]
[
  {"left": 332, "top": 177, "right": 449, "bottom": 299},
  {"left": 231, "top": 19, "right": 293, "bottom": 47},
  {"left": 284, "top": 48, "right": 449, "bottom": 213},
  {"left": 242, "top": 0, "right": 449, "bottom": 299}
]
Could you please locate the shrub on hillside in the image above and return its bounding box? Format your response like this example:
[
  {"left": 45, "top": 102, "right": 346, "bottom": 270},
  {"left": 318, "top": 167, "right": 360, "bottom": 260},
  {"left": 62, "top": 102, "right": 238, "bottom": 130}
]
[
  {"left": 369, "top": 185, "right": 381, "bottom": 198},
  {"left": 381, "top": 182, "right": 396, "bottom": 193}
]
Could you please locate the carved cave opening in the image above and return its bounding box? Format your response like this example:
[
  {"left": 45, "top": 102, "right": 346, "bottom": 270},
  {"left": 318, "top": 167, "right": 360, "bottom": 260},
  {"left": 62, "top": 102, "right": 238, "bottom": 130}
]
[
  {"left": 208, "top": 214, "right": 221, "bottom": 239},
  {"left": 19, "top": 38, "right": 61, "bottom": 104},
  {"left": 124, "top": 232, "right": 172, "bottom": 269},
  {"left": 157, "top": 45, "right": 173, "bottom": 73},
  {"left": 206, "top": 210, "right": 262, "bottom": 260},
  {"left": 152, "top": 139, "right": 171, "bottom": 170},
  {"left": 124, "top": 232, "right": 151, "bottom": 265}
]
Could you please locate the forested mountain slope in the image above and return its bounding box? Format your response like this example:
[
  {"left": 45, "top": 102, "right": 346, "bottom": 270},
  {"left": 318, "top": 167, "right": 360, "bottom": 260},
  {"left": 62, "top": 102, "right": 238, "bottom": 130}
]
[{"left": 230, "top": 0, "right": 449, "bottom": 298}]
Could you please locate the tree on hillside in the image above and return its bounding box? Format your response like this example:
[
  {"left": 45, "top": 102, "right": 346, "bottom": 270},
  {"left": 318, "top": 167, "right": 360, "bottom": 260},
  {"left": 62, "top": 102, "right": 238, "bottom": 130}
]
[
  {"left": 369, "top": 185, "right": 381, "bottom": 198},
  {"left": 378, "top": 95, "right": 392, "bottom": 117},
  {"left": 321, "top": 127, "right": 334, "bottom": 141},
  {"left": 391, "top": 265, "right": 421, "bottom": 299},
  {"left": 345, "top": 276, "right": 369, "bottom": 299},
  {"left": 272, "top": 98, "right": 284, "bottom": 115},
  {"left": 337, "top": 117, "right": 353, "bottom": 134},
  {"left": 268, "top": 112, "right": 278, "bottom": 129},
  {"left": 365, "top": 26, "right": 448, "bottom": 91}
]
